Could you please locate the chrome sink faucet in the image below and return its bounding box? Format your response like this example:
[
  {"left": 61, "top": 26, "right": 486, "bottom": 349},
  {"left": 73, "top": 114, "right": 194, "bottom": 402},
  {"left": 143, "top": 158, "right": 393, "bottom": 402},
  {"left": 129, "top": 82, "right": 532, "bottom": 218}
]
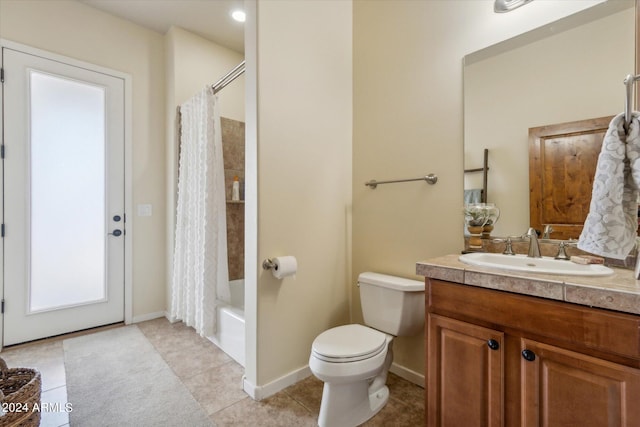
[{"left": 525, "top": 228, "right": 542, "bottom": 258}]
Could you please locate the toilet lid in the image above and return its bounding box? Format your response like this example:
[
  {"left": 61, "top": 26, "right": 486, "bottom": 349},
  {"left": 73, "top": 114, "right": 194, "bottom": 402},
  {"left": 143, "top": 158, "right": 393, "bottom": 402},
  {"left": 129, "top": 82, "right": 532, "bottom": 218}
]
[{"left": 312, "top": 324, "right": 387, "bottom": 362}]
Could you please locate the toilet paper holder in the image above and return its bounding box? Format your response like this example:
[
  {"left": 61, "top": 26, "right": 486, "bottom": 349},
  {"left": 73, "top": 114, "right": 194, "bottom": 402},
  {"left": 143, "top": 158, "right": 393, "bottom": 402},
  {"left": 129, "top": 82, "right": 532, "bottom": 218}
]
[
  {"left": 262, "top": 256, "right": 298, "bottom": 279},
  {"left": 262, "top": 259, "right": 276, "bottom": 270}
]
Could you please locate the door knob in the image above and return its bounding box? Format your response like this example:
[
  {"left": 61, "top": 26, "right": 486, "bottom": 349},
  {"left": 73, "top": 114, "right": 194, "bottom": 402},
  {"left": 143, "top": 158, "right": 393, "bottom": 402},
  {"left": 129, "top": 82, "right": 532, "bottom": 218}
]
[{"left": 109, "top": 229, "right": 123, "bottom": 237}]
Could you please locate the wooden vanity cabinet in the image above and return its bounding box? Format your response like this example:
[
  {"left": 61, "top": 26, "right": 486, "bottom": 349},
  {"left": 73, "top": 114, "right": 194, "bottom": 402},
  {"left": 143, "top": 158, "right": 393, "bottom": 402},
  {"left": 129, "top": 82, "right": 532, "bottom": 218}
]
[
  {"left": 427, "top": 314, "right": 504, "bottom": 427},
  {"left": 425, "top": 279, "right": 640, "bottom": 427},
  {"left": 520, "top": 338, "right": 640, "bottom": 426}
]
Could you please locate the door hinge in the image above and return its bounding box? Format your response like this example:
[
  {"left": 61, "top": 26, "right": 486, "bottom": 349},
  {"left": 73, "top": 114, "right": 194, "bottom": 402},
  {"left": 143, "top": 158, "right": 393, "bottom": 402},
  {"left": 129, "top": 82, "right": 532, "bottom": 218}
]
[
  {"left": 1, "top": 224, "right": 4, "bottom": 237},
  {"left": 0, "top": 67, "right": 4, "bottom": 83},
  {"left": 1, "top": 144, "right": 5, "bottom": 159},
  {"left": 1, "top": 299, "right": 5, "bottom": 314}
]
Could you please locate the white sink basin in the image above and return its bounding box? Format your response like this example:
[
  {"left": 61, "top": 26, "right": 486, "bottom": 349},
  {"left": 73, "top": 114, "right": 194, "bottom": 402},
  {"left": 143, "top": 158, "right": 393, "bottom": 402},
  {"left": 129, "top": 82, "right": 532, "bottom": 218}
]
[{"left": 459, "top": 252, "right": 614, "bottom": 276}]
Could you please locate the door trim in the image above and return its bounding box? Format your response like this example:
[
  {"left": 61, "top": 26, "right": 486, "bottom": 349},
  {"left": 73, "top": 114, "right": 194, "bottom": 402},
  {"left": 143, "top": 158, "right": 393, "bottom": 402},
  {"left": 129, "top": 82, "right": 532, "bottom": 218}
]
[{"left": 0, "top": 39, "right": 133, "bottom": 346}]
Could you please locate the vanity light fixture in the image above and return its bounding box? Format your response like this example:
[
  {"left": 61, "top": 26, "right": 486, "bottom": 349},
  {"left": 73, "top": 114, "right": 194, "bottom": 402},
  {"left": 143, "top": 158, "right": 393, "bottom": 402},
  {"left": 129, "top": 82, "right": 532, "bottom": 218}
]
[
  {"left": 494, "top": 0, "right": 534, "bottom": 13},
  {"left": 231, "top": 9, "right": 246, "bottom": 23}
]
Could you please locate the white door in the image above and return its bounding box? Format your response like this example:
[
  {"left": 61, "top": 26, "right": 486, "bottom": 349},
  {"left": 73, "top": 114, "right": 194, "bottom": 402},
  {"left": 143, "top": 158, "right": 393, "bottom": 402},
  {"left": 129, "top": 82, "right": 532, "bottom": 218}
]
[{"left": 1, "top": 47, "right": 125, "bottom": 345}]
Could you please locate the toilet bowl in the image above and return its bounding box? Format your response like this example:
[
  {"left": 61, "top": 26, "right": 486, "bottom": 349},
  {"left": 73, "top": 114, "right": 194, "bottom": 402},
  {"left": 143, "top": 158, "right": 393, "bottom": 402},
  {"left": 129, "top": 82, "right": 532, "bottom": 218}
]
[
  {"left": 309, "top": 272, "right": 424, "bottom": 427},
  {"left": 310, "top": 324, "right": 394, "bottom": 427}
]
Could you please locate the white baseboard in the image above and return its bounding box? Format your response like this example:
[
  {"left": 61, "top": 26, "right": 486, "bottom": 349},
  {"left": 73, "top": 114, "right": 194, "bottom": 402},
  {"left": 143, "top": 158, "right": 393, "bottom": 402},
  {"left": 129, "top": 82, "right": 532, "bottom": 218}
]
[
  {"left": 242, "top": 365, "right": 312, "bottom": 401},
  {"left": 242, "top": 375, "right": 258, "bottom": 399},
  {"left": 390, "top": 362, "right": 425, "bottom": 388},
  {"left": 241, "top": 362, "right": 423, "bottom": 401},
  {"left": 131, "top": 311, "right": 168, "bottom": 324}
]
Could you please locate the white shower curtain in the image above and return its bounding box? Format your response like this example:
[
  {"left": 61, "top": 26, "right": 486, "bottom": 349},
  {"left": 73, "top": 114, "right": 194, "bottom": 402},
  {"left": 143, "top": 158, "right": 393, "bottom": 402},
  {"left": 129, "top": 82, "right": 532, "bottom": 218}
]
[{"left": 171, "top": 86, "right": 230, "bottom": 337}]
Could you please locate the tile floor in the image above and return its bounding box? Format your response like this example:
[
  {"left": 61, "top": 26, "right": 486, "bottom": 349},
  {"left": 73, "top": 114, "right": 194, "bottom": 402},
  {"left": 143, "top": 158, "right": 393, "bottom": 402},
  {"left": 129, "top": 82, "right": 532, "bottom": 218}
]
[{"left": 0, "top": 318, "right": 425, "bottom": 426}]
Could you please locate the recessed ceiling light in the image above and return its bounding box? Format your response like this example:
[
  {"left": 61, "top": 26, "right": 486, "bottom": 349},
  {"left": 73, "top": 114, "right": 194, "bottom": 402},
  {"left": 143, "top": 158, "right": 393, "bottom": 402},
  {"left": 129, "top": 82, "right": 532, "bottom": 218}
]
[{"left": 231, "top": 10, "right": 246, "bottom": 23}]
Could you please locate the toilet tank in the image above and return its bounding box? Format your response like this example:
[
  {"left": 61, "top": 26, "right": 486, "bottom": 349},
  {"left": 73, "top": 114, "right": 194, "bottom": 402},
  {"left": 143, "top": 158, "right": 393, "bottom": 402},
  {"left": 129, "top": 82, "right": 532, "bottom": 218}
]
[{"left": 358, "top": 272, "right": 425, "bottom": 336}]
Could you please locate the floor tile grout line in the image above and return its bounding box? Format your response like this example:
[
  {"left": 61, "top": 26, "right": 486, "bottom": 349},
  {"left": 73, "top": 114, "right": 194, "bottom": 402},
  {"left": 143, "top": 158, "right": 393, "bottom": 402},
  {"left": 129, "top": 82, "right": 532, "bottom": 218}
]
[
  {"left": 137, "top": 323, "right": 251, "bottom": 422},
  {"left": 284, "top": 395, "right": 318, "bottom": 416},
  {"left": 174, "top": 358, "right": 239, "bottom": 383},
  {"left": 205, "top": 395, "right": 251, "bottom": 418},
  {"left": 42, "top": 383, "right": 68, "bottom": 394},
  {"left": 135, "top": 325, "right": 213, "bottom": 412}
]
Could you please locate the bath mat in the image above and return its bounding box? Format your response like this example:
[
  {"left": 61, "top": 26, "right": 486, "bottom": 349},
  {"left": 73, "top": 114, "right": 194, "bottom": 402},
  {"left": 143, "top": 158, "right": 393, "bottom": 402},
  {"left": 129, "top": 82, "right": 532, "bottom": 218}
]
[{"left": 63, "top": 326, "right": 213, "bottom": 426}]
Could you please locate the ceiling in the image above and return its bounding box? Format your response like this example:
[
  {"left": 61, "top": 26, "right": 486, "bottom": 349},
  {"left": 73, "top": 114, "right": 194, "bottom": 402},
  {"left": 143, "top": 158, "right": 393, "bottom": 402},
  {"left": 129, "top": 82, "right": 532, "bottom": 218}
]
[{"left": 80, "top": 0, "right": 245, "bottom": 53}]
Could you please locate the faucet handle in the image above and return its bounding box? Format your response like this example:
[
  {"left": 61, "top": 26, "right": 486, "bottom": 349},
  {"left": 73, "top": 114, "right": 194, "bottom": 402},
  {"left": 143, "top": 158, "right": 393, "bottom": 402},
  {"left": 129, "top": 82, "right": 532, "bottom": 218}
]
[
  {"left": 542, "top": 224, "right": 554, "bottom": 239},
  {"left": 492, "top": 237, "right": 517, "bottom": 255},
  {"left": 503, "top": 237, "right": 516, "bottom": 255},
  {"left": 493, "top": 236, "right": 522, "bottom": 255},
  {"left": 554, "top": 241, "right": 571, "bottom": 260}
]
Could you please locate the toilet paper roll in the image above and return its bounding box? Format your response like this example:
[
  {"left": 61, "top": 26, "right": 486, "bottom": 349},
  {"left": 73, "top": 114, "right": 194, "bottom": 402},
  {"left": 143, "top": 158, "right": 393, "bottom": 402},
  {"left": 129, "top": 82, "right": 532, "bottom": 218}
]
[{"left": 272, "top": 256, "right": 297, "bottom": 279}]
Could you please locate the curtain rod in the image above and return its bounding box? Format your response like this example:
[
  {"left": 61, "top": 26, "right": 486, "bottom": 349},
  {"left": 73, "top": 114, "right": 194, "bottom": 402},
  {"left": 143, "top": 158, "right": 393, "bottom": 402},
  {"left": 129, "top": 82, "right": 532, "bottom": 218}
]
[{"left": 212, "top": 60, "right": 245, "bottom": 94}]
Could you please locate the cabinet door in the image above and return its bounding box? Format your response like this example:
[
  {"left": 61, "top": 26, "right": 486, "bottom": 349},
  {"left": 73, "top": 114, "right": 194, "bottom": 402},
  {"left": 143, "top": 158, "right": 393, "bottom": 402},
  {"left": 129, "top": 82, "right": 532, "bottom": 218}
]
[
  {"left": 427, "top": 314, "right": 504, "bottom": 427},
  {"left": 521, "top": 338, "right": 640, "bottom": 427}
]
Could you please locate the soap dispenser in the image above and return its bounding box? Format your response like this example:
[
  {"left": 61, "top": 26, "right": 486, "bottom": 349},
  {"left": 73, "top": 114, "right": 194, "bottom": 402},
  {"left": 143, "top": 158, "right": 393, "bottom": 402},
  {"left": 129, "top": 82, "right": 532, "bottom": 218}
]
[{"left": 232, "top": 176, "right": 240, "bottom": 201}]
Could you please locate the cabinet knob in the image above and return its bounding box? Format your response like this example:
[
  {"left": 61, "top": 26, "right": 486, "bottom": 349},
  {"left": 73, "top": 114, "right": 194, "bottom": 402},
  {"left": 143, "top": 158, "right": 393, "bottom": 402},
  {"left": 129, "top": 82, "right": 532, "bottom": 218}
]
[
  {"left": 522, "top": 349, "right": 536, "bottom": 362},
  {"left": 487, "top": 339, "right": 500, "bottom": 350}
]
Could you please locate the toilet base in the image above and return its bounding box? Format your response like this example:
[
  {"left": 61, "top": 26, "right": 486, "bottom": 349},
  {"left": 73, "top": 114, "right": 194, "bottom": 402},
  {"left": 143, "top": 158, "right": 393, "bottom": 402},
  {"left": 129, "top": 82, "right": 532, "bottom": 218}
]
[
  {"left": 316, "top": 344, "right": 393, "bottom": 427},
  {"left": 317, "top": 381, "right": 389, "bottom": 427}
]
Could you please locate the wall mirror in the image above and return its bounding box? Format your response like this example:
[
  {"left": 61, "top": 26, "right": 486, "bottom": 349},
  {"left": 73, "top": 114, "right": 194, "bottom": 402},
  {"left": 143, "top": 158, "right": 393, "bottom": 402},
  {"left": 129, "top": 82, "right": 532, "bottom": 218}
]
[{"left": 463, "top": 0, "right": 636, "bottom": 239}]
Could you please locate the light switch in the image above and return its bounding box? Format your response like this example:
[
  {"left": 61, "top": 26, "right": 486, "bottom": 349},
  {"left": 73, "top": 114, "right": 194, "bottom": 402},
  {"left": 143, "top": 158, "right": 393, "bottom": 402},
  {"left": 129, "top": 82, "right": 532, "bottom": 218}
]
[{"left": 137, "top": 204, "right": 152, "bottom": 217}]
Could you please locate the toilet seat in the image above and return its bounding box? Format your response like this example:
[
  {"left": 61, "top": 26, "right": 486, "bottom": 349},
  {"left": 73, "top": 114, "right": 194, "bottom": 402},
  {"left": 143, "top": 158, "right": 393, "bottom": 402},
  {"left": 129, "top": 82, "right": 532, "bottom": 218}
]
[{"left": 311, "top": 324, "right": 387, "bottom": 363}]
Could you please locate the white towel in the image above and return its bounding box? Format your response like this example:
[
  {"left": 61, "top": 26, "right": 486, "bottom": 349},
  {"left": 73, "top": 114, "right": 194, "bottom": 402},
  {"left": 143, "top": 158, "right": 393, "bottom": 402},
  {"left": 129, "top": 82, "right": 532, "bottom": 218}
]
[
  {"left": 464, "top": 189, "right": 482, "bottom": 204},
  {"left": 578, "top": 112, "right": 640, "bottom": 260}
]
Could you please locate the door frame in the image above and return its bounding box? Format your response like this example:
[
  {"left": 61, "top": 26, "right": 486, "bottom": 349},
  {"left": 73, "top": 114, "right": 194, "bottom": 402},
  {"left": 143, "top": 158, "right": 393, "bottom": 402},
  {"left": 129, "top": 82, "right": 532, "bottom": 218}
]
[{"left": 0, "top": 39, "right": 133, "bottom": 347}]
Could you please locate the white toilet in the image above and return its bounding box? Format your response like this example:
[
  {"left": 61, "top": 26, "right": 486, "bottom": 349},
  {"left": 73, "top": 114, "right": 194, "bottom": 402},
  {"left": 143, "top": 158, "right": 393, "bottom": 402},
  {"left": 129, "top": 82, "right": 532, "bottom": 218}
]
[{"left": 309, "top": 272, "right": 425, "bottom": 427}]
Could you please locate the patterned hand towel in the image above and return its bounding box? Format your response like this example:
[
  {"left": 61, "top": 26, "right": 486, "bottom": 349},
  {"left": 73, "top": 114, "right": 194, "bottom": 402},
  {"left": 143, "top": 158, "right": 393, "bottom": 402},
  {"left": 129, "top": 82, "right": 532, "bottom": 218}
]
[{"left": 578, "top": 112, "right": 640, "bottom": 260}]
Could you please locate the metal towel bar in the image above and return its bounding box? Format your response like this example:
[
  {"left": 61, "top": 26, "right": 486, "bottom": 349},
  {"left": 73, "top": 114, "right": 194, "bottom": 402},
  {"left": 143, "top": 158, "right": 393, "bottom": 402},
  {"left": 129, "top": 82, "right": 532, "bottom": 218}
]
[
  {"left": 624, "top": 73, "right": 640, "bottom": 132},
  {"left": 365, "top": 173, "right": 438, "bottom": 189}
]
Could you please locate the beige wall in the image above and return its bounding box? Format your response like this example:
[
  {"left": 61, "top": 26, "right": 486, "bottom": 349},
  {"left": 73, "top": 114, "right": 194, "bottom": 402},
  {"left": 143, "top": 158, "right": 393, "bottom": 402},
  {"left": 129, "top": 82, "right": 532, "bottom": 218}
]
[
  {"left": 0, "top": 0, "right": 166, "bottom": 319},
  {"left": 352, "top": 0, "right": 606, "bottom": 379},
  {"left": 255, "top": 0, "right": 353, "bottom": 386},
  {"left": 166, "top": 26, "right": 244, "bottom": 120},
  {"left": 164, "top": 26, "right": 244, "bottom": 309}
]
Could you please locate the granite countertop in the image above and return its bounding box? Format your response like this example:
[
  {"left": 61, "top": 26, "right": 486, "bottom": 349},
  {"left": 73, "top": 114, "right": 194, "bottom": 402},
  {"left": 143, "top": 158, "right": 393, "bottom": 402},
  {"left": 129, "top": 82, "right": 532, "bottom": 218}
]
[{"left": 416, "top": 254, "right": 640, "bottom": 316}]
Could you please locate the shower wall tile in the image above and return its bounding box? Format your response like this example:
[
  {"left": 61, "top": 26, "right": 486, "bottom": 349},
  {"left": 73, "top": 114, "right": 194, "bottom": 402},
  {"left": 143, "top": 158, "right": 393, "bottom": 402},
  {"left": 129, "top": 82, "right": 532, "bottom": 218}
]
[
  {"left": 222, "top": 117, "right": 245, "bottom": 281},
  {"left": 226, "top": 204, "right": 245, "bottom": 281},
  {"left": 222, "top": 118, "right": 245, "bottom": 171}
]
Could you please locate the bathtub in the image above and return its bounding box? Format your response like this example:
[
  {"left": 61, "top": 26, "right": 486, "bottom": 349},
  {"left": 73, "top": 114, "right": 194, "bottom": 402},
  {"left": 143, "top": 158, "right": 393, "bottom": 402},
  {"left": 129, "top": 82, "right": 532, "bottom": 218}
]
[{"left": 208, "top": 279, "right": 245, "bottom": 366}]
